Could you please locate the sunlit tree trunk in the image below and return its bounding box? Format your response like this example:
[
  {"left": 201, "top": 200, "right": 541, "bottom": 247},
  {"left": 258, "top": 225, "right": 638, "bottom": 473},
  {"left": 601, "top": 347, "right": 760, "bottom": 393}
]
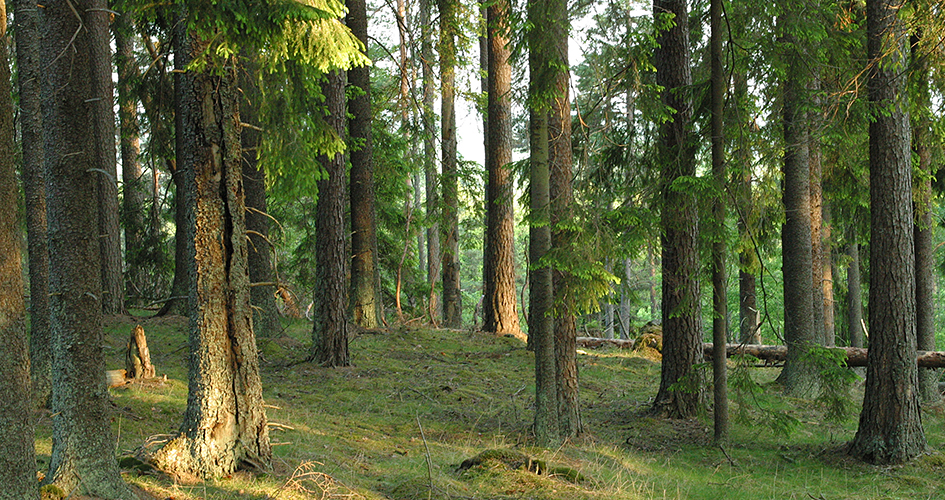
[
  {"left": 153, "top": 34, "right": 270, "bottom": 479},
  {"left": 0, "top": 6, "right": 38, "bottom": 497},
  {"left": 347, "top": 0, "right": 383, "bottom": 328},
  {"left": 483, "top": 0, "right": 521, "bottom": 338}
]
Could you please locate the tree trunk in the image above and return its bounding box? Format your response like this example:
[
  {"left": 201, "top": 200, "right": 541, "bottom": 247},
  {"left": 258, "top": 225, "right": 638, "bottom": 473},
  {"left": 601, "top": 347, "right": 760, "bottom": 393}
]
[
  {"left": 850, "top": 0, "right": 926, "bottom": 464},
  {"left": 41, "top": 2, "right": 136, "bottom": 496},
  {"left": 846, "top": 241, "right": 864, "bottom": 348},
  {"left": 240, "top": 53, "right": 281, "bottom": 339},
  {"left": 528, "top": 9, "right": 557, "bottom": 443},
  {"left": 823, "top": 202, "right": 836, "bottom": 346},
  {"left": 809, "top": 75, "right": 825, "bottom": 347},
  {"left": 420, "top": 0, "right": 441, "bottom": 324},
  {"left": 775, "top": 4, "right": 816, "bottom": 396},
  {"left": 709, "top": 0, "right": 728, "bottom": 444},
  {"left": 158, "top": 14, "right": 195, "bottom": 317},
  {"left": 313, "top": 71, "right": 350, "bottom": 367},
  {"left": 483, "top": 0, "right": 521, "bottom": 338},
  {"left": 125, "top": 325, "right": 156, "bottom": 380},
  {"left": 910, "top": 31, "right": 939, "bottom": 404},
  {"left": 114, "top": 12, "right": 147, "bottom": 306},
  {"left": 91, "top": 4, "right": 124, "bottom": 316},
  {"left": 153, "top": 35, "right": 270, "bottom": 479},
  {"left": 347, "top": 0, "right": 383, "bottom": 328},
  {"left": 651, "top": 0, "right": 704, "bottom": 419},
  {"left": 14, "top": 0, "right": 52, "bottom": 409},
  {"left": 0, "top": 6, "right": 38, "bottom": 496},
  {"left": 439, "top": 0, "right": 462, "bottom": 328}
]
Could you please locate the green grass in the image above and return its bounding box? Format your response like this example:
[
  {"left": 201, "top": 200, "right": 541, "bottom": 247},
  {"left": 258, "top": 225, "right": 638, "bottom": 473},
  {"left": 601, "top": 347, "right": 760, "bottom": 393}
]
[{"left": 35, "top": 314, "right": 945, "bottom": 499}]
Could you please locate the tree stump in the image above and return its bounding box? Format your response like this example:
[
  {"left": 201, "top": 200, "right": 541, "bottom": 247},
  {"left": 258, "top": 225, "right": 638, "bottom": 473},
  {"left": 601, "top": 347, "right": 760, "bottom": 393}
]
[{"left": 125, "top": 324, "right": 155, "bottom": 379}]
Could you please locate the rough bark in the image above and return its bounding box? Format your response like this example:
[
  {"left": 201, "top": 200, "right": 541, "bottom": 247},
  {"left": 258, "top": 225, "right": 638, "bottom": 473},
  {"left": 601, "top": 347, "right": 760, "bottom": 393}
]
[
  {"left": 483, "top": 0, "right": 521, "bottom": 338},
  {"left": 125, "top": 325, "right": 156, "bottom": 380},
  {"left": 709, "top": 0, "right": 728, "bottom": 443},
  {"left": 850, "top": 0, "right": 926, "bottom": 464},
  {"left": 775, "top": 6, "right": 816, "bottom": 396},
  {"left": 41, "top": 2, "right": 136, "bottom": 496},
  {"left": 91, "top": 2, "right": 125, "bottom": 315},
  {"left": 14, "top": 0, "right": 52, "bottom": 408},
  {"left": 420, "top": 0, "right": 441, "bottom": 324},
  {"left": 240, "top": 54, "right": 281, "bottom": 339},
  {"left": 347, "top": 0, "right": 383, "bottom": 328},
  {"left": 528, "top": 12, "right": 557, "bottom": 444},
  {"left": 153, "top": 37, "right": 270, "bottom": 479},
  {"left": 823, "top": 202, "right": 836, "bottom": 346},
  {"left": 439, "top": 0, "right": 462, "bottom": 328},
  {"left": 313, "top": 71, "right": 350, "bottom": 367},
  {"left": 114, "top": 11, "right": 147, "bottom": 305},
  {"left": 651, "top": 0, "right": 704, "bottom": 419},
  {"left": 0, "top": 7, "right": 38, "bottom": 497},
  {"left": 910, "top": 31, "right": 939, "bottom": 404}
]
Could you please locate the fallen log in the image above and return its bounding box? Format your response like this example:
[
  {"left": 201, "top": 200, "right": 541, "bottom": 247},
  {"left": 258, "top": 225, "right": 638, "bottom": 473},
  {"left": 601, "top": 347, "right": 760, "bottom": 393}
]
[
  {"left": 576, "top": 337, "right": 945, "bottom": 368},
  {"left": 704, "top": 344, "right": 945, "bottom": 368}
]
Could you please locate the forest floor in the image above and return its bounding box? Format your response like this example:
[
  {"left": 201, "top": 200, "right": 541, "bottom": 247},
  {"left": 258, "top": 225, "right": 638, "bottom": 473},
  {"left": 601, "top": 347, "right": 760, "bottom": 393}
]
[{"left": 33, "top": 313, "right": 945, "bottom": 500}]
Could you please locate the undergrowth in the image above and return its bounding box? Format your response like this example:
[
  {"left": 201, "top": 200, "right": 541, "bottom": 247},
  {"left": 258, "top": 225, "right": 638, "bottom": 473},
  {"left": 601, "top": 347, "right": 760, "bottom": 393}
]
[{"left": 30, "top": 314, "right": 945, "bottom": 499}]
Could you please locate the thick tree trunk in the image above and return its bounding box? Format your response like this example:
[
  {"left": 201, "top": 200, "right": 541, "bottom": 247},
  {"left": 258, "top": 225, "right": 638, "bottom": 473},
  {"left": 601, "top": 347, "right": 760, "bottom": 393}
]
[
  {"left": 114, "top": 13, "right": 147, "bottom": 306},
  {"left": 420, "top": 0, "right": 441, "bottom": 325},
  {"left": 850, "top": 0, "right": 926, "bottom": 464},
  {"left": 153, "top": 37, "right": 270, "bottom": 479},
  {"left": 42, "top": 2, "right": 136, "bottom": 496},
  {"left": 91, "top": 5, "right": 124, "bottom": 315},
  {"left": 14, "top": 0, "right": 52, "bottom": 409},
  {"left": 347, "top": 0, "right": 383, "bottom": 328},
  {"left": 313, "top": 71, "right": 350, "bottom": 367},
  {"left": 483, "top": 0, "right": 521, "bottom": 339},
  {"left": 910, "top": 31, "right": 939, "bottom": 404},
  {"left": 652, "top": 0, "right": 704, "bottom": 419},
  {"left": 439, "top": 0, "right": 462, "bottom": 328},
  {"left": 240, "top": 54, "right": 281, "bottom": 339},
  {"left": 0, "top": 7, "right": 38, "bottom": 497},
  {"left": 776, "top": 5, "right": 816, "bottom": 396}
]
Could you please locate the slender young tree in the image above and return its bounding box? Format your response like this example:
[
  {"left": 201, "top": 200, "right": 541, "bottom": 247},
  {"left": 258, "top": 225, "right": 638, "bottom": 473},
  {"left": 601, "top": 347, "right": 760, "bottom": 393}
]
[
  {"left": 483, "top": 0, "right": 521, "bottom": 338},
  {"left": 651, "top": 0, "right": 704, "bottom": 419},
  {"left": 0, "top": 5, "right": 38, "bottom": 497},
  {"left": 420, "top": 0, "right": 441, "bottom": 324},
  {"left": 347, "top": 0, "right": 383, "bottom": 328},
  {"left": 14, "top": 0, "right": 52, "bottom": 408},
  {"left": 41, "top": 1, "right": 136, "bottom": 496},
  {"left": 91, "top": 3, "right": 124, "bottom": 315},
  {"left": 153, "top": 31, "right": 270, "bottom": 478},
  {"left": 241, "top": 54, "right": 281, "bottom": 339},
  {"left": 910, "top": 30, "right": 939, "bottom": 403},
  {"left": 709, "top": 0, "right": 728, "bottom": 443},
  {"left": 809, "top": 76, "right": 826, "bottom": 346},
  {"left": 846, "top": 240, "right": 865, "bottom": 348},
  {"left": 313, "top": 71, "right": 350, "bottom": 367},
  {"left": 775, "top": 4, "right": 816, "bottom": 396},
  {"left": 113, "top": 9, "right": 147, "bottom": 305},
  {"left": 849, "top": 0, "right": 926, "bottom": 464},
  {"left": 439, "top": 0, "right": 462, "bottom": 328}
]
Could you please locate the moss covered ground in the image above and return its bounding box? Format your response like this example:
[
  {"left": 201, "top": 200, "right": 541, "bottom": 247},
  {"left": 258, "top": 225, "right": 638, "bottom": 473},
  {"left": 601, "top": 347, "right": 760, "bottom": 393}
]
[{"left": 32, "top": 314, "right": 945, "bottom": 499}]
